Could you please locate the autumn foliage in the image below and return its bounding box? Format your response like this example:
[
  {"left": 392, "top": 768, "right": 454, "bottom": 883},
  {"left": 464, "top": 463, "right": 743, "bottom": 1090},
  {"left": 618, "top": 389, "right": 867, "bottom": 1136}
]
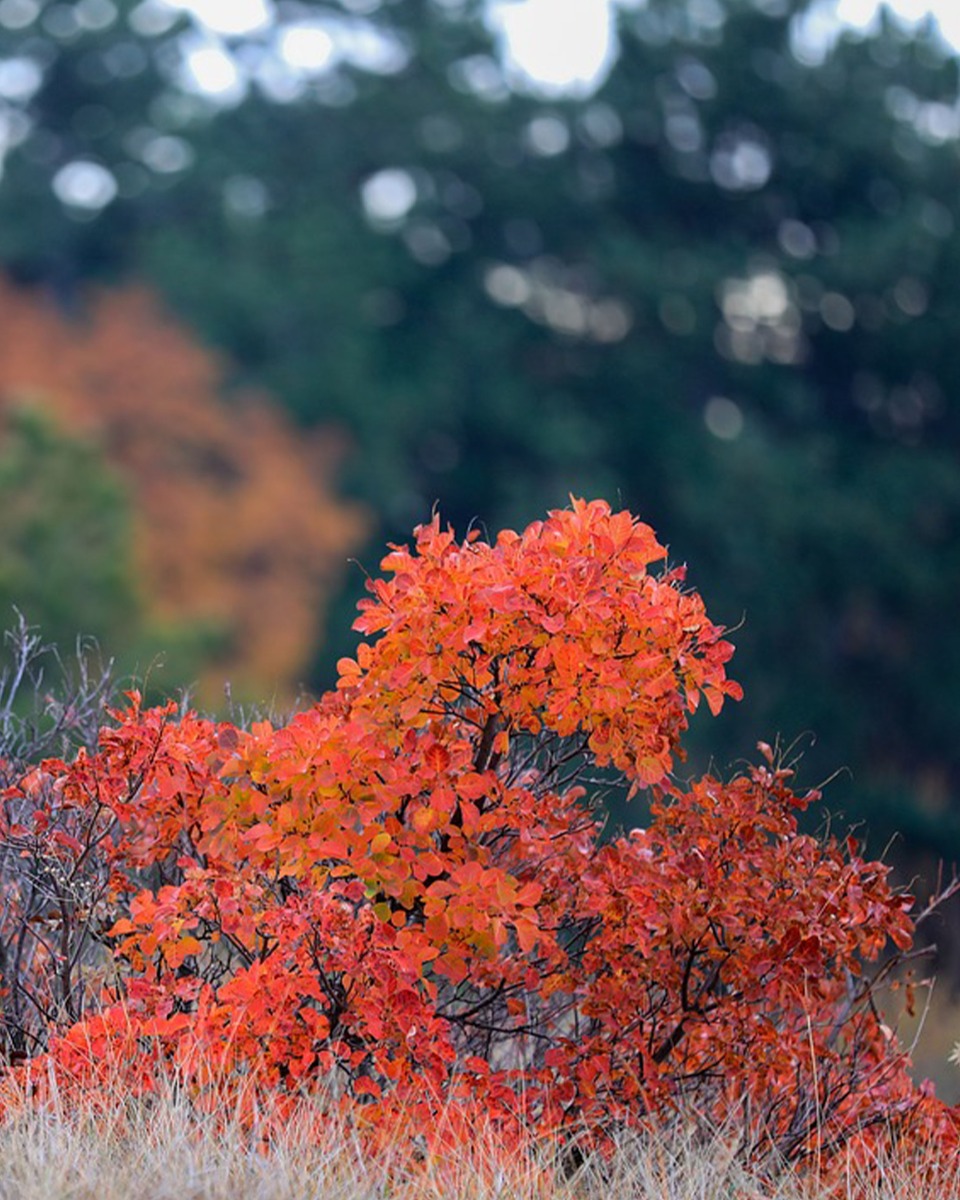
[
  {"left": 0, "top": 275, "right": 366, "bottom": 701},
  {"left": 0, "top": 499, "right": 956, "bottom": 1180}
]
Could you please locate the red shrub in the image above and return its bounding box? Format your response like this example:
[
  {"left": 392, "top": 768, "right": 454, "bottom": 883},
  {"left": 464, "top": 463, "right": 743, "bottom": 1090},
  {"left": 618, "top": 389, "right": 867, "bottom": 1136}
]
[{"left": 0, "top": 498, "right": 955, "bottom": 1177}]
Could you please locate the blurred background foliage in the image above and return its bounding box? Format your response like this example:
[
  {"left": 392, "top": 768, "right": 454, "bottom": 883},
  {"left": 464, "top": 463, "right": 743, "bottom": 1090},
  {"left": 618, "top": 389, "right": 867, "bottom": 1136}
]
[
  {"left": 0, "top": 275, "right": 367, "bottom": 700},
  {"left": 0, "top": 0, "right": 958, "bottom": 896}
]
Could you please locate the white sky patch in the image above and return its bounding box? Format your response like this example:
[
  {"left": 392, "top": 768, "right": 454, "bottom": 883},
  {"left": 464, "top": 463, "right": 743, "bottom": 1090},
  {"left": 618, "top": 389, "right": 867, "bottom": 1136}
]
[
  {"left": 172, "top": 0, "right": 960, "bottom": 100},
  {"left": 845, "top": 0, "right": 960, "bottom": 46},
  {"left": 184, "top": 41, "right": 245, "bottom": 100},
  {"left": 489, "top": 0, "right": 960, "bottom": 95},
  {"left": 489, "top": 0, "right": 616, "bottom": 95},
  {"left": 788, "top": 0, "right": 960, "bottom": 66},
  {"left": 336, "top": 22, "right": 410, "bottom": 74},
  {"left": 53, "top": 160, "right": 118, "bottom": 209},
  {"left": 362, "top": 168, "right": 417, "bottom": 224},
  {"left": 172, "top": 0, "right": 272, "bottom": 36},
  {"left": 835, "top": 0, "right": 960, "bottom": 41},
  {"left": 278, "top": 24, "right": 335, "bottom": 73},
  {"left": 0, "top": 56, "right": 42, "bottom": 102}
]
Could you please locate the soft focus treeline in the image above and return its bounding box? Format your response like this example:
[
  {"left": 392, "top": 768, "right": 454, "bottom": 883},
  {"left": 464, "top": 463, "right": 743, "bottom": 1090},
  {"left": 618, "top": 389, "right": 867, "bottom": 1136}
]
[{"left": 0, "top": 0, "right": 958, "bottom": 869}]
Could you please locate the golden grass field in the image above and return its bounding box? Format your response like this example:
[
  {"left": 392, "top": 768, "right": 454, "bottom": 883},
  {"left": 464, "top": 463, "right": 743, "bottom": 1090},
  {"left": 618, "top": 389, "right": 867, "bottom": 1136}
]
[{"left": 1, "top": 1070, "right": 958, "bottom": 1200}]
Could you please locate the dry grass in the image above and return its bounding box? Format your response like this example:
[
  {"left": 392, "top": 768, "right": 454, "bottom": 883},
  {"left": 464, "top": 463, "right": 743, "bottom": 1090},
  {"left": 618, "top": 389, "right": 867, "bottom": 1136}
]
[{"left": 0, "top": 1073, "right": 958, "bottom": 1200}]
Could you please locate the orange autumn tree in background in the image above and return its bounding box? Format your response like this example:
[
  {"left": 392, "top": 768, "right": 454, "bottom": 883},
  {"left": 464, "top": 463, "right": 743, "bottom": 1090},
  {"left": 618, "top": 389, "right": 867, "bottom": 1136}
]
[
  {"left": 2, "top": 498, "right": 957, "bottom": 1181},
  {"left": 0, "top": 276, "right": 366, "bottom": 702}
]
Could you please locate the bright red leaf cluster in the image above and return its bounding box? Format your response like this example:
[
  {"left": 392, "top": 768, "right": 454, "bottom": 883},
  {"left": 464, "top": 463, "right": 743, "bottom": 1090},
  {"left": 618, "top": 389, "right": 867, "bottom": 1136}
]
[{"left": 0, "top": 498, "right": 956, "bottom": 1180}]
